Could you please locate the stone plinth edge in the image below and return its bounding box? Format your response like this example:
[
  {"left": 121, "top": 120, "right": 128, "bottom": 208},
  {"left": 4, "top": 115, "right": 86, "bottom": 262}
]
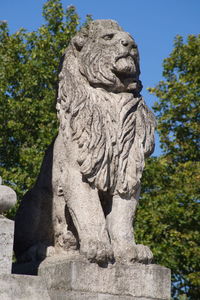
[{"left": 38, "top": 255, "right": 171, "bottom": 300}]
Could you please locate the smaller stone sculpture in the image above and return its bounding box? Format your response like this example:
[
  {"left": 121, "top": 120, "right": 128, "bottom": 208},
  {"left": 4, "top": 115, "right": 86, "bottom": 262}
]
[
  {"left": 0, "top": 176, "right": 17, "bottom": 214},
  {"left": 0, "top": 177, "right": 16, "bottom": 275}
]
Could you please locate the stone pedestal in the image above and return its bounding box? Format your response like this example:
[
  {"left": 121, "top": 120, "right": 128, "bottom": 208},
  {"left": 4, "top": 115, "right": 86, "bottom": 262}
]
[
  {"left": 0, "top": 217, "right": 15, "bottom": 275},
  {"left": 38, "top": 255, "right": 171, "bottom": 300}
]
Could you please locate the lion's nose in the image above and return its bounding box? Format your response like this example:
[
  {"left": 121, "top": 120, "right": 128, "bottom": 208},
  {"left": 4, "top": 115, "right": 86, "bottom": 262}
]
[
  {"left": 121, "top": 39, "right": 129, "bottom": 47},
  {"left": 120, "top": 38, "right": 133, "bottom": 48}
]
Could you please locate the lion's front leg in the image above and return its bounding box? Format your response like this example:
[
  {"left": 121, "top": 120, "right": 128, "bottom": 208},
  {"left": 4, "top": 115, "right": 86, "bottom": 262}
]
[
  {"left": 106, "top": 193, "right": 153, "bottom": 264},
  {"left": 62, "top": 168, "right": 113, "bottom": 264}
]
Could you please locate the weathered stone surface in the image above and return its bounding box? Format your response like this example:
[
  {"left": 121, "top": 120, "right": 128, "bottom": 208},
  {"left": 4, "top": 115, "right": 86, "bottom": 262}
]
[
  {"left": 14, "top": 19, "right": 156, "bottom": 266},
  {"left": 38, "top": 255, "right": 171, "bottom": 300},
  {"left": 0, "top": 177, "right": 17, "bottom": 214},
  {"left": 0, "top": 217, "right": 14, "bottom": 274},
  {"left": 0, "top": 274, "right": 50, "bottom": 300},
  {"left": 48, "top": 290, "right": 152, "bottom": 300}
]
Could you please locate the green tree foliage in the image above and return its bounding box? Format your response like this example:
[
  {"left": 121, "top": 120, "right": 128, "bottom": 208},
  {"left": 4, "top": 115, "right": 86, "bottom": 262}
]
[
  {"left": 152, "top": 35, "right": 199, "bottom": 162},
  {"left": 0, "top": 0, "right": 80, "bottom": 217},
  {"left": 135, "top": 35, "right": 200, "bottom": 299}
]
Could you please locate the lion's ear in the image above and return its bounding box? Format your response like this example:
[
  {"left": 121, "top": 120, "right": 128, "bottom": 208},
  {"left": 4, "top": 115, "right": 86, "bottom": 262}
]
[{"left": 72, "top": 34, "right": 87, "bottom": 51}]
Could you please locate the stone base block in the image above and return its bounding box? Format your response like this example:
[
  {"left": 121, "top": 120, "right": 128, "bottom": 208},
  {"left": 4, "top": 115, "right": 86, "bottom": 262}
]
[
  {"left": 38, "top": 254, "right": 171, "bottom": 300},
  {"left": 0, "top": 217, "right": 14, "bottom": 275},
  {"left": 0, "top": 274, "right": 50, "bottom": 300}
]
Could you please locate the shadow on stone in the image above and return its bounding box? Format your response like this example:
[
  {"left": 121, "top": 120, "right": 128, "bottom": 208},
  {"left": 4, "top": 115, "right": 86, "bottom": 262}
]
[{"left": 12, "top": 260, "right": 42, "bottom": 276}]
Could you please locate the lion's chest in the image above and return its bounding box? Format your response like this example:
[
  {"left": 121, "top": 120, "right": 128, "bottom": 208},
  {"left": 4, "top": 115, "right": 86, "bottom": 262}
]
[
  {"left": 70, "top": 86, "right": 143, "bottom": 195},
  {"left": 86, "top": 91, "right": 139, "bottom": 194}
]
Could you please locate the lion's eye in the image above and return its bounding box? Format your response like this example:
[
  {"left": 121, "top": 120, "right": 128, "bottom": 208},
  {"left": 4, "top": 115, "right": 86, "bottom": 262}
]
[{"left": 102, "top": 34, "right": 114, "bottom": 40}]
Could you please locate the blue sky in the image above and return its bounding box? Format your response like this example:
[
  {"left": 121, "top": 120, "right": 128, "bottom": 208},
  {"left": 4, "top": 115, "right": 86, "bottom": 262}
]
[{"left": 0, "top": 0, "right": 199, "bottom": 156}]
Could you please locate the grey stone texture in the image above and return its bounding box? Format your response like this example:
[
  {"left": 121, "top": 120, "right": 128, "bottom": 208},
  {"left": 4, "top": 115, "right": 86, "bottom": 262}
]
[
  {"left": 8, "top": 255, "right": 171, "bottom": 300},
  {"left": 0, "top": 274, "right": 50, "bottom": 300},
  {"left": 0, "top": 217, "right": 14, "bottom": 275},
  {"left": 38, "top": 255, "right": 171, "bottom": 300},
  {"left": 48, "top": 291, "right": 156, "bottom": 300},
  {"left": 14, "top": 19, "right": 156, "bottom": 266}
]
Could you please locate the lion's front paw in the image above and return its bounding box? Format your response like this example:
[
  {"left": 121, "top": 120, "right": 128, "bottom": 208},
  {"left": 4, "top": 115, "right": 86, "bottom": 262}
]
[
  {"left": 113, "top": 243, "right": 137, "bottom": 264},
  {"left": 135, "top": 244, "right": 153, "bottom": 264},
  {"left": 80, "top": 239, "right": 113, "bottom": 264},
  {"left": 113, "top": 243, "right": 153, "bottom": 264}
]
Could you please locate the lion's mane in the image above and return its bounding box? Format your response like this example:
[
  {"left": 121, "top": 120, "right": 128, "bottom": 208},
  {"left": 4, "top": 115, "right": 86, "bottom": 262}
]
[{"left": 56, "top": 20, "right": 155, "bottom": 197}]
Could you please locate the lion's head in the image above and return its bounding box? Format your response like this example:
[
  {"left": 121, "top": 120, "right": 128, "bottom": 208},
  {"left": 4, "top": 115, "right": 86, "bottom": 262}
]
[
  {"left": 70, "top": 20, "right": 142, "bottom": 94},
  {"left": 57, "top": 20, "right": 155, "bottom": 197}
]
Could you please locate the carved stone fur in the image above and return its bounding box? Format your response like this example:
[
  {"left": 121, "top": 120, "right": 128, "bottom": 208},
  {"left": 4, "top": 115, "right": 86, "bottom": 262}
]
[{"left": 14, "top": 20, "right": 156, "bottom": 265}]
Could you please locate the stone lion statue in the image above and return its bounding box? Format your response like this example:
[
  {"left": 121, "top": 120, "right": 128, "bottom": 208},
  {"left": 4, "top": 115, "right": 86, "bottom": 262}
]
[{"left": 14, "top": 20, "right": 156, "bottom": 265}]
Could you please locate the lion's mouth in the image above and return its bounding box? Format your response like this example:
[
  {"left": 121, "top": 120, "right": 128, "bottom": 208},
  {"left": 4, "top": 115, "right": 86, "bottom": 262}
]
[
  {"left": 113, "top": 55, "right": 139, "bottom": 83},
  {"left": 115, "top": 53, "right": 134, "bottom": 62},
  {"left": 114, "top": 71, "right": 137, "bottom": 81},
  {"left": 113, "top": 63, "right": 141, "bottom": 94},
  {"left": 114, "top": 54, "right": 138, "bottom": 76}
]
